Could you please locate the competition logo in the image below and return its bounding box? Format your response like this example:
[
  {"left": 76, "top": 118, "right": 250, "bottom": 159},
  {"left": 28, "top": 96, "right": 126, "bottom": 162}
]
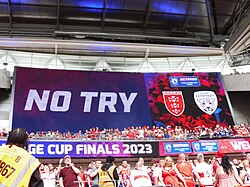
[
  {"left": 193, "top": 142, "right": 201, "bottom": 152},
  {"left": 194, "top": 91, "right": 218, "bottom": 115},
  {"left": 170, "top": 77, "right": 178, "bottom": 87},
  {"left": 164, "top": 144, "right": 172, "bottom": 153},
  {"left": 162, "top": 91, "right": 185, "bottom": 116}
]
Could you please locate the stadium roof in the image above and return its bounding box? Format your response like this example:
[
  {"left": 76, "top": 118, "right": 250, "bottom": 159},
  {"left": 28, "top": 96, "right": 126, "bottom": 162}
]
[
  {"left": 0, "top": 0, "right": 249, "bottom": 55},
  {"left": 0, "top": 0, "right": 250, "bottom": 73}
]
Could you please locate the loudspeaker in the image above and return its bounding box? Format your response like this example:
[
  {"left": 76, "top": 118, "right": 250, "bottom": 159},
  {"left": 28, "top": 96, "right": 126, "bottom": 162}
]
[{"left": 0, "top": 69, "right": 11, "bottom": 89}]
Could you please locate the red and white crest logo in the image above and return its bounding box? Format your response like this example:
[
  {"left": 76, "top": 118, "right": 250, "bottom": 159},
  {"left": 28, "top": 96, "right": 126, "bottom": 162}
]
[{"left": 162, "top": 91, "right": 185, "bottom": 116}]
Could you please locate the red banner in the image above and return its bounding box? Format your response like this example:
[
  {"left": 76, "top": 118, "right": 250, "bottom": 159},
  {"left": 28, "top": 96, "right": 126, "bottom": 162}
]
[
  {"left": 158, "top": 137, "right": 250, "bottom": 156},
  {"left": 217, "top": 138, "right": 250, "bottom": 153}
]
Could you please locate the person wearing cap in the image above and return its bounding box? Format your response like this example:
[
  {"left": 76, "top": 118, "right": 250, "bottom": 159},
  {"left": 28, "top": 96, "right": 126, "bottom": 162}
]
[
  {"left": 213, "top": 149, "right": 225, "bottom": 174},
  {"left": 194, "top": 153, "right": 214, "bottom": 187},
  {"left": 0, "top": 128, "right": 43, "bottom": 187},
  {"left": 98, "top": 156, "right": 119, "bottom": 187},
  {"left": 59, "top": 155, "right": 81, "bottom": 187}
]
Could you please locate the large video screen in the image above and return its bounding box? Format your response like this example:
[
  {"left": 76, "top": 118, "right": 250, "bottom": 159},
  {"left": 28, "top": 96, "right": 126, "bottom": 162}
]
[
  {"left": 144, "top": 72, "right": 234, "bottom": 129},
  {"left": 11, "top": 67, "right": 234, "bottom": 132}
]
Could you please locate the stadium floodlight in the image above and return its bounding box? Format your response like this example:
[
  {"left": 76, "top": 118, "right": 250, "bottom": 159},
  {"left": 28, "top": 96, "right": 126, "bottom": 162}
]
[{"left": 228, "top": 50, "right": 250, "bottom": 67}]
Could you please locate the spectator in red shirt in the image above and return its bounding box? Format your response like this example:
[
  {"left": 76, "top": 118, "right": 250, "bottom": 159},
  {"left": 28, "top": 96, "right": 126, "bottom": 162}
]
[
  {"left": 127, "top": 129, "right": 136, "bottom": 139},
  {"left": 59, "top": 155, "right": 80, "bottom": 187}
]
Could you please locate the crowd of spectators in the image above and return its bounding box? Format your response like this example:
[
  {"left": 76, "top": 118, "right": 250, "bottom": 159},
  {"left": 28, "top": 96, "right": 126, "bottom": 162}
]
[
  {"left": 1, "top": 123, "right": 249, "bottom": 140},
  {"left": 39, "top": 152, "right": 250, "bottom": 187},
  {"left": 1, "top": 126, "right": 250, "bottom": 186}
]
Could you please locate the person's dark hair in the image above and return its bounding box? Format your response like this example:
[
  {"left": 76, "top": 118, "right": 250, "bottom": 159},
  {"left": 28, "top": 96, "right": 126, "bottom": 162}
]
[
  {"left": 106, "top": 156, "right": 115, "bottom": 163},
  {"left": 221, "top": 155, "right": 232, "bottom": 174},
  {"left": 6, "top": 128, "right": 29, "bottom": 150}
]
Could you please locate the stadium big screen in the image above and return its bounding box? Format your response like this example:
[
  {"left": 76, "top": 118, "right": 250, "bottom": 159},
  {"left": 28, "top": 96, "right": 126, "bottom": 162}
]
[{"left": 11, "top": 67, "right": 234, "bottom": 133}]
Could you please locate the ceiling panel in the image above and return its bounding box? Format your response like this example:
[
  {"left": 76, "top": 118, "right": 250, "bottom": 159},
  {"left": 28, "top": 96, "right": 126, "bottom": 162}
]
[{"left": 0, "top": 0, "right": 249, "bottom": 57}]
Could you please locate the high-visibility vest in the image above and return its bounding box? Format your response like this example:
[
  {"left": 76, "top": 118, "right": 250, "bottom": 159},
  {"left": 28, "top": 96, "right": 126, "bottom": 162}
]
[
  {"left": 0, "top": 144, "right": 40, "bottom": 187},
  {"left": 98, "top": 165, "right": 116, "bottom": 187}
]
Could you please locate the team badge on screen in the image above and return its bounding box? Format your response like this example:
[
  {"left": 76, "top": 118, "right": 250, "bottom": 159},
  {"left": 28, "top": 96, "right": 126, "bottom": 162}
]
[
  {"left": 194, "top": 91, "right": 218, "bottom": 115},
  {"left": 162, "top": 91, "right": 185, "bottom": 116}
]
